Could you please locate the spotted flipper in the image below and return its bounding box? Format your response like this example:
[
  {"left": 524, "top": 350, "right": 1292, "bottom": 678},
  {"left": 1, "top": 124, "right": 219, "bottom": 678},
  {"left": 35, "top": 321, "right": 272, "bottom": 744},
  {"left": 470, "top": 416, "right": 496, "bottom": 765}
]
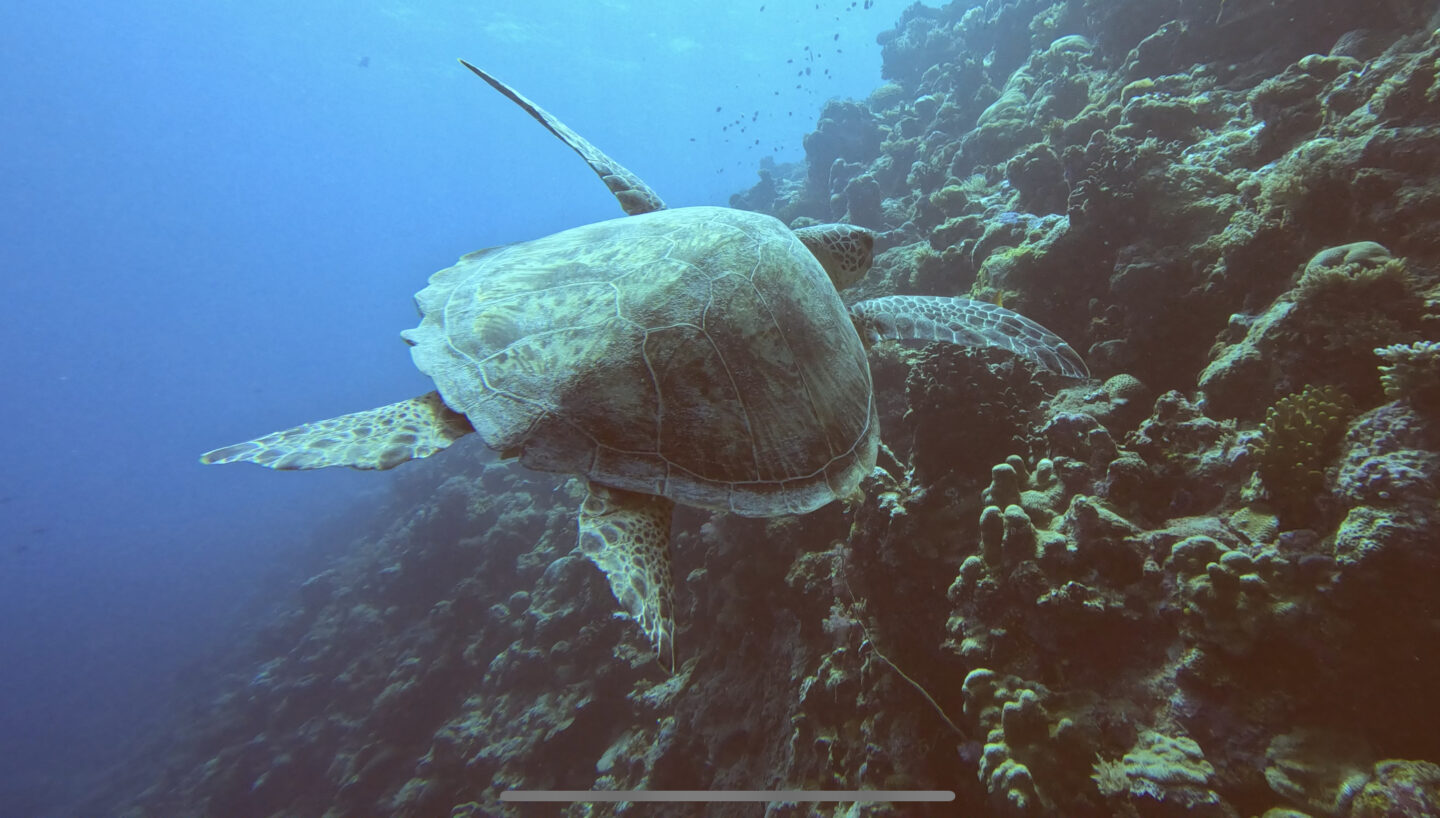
[
  {"left": 459, "top": 60, "right": 666, "bottom": 216},
  {"left": 851, "top": 295, "right": 1090, "bottom": 378},
  {"left": 577, "top": 482, "right": 677, "bottom": 672},
  {"left": 199, "top": 391, "right": 474, "bottom": 470}
]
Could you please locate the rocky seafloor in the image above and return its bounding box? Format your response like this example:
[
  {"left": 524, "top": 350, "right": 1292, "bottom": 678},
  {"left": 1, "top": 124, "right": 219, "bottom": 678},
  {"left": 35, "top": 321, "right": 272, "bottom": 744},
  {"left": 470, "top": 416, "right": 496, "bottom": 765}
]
[{"left": 111, "top": 0, "right": 1440, "bottom": 815}]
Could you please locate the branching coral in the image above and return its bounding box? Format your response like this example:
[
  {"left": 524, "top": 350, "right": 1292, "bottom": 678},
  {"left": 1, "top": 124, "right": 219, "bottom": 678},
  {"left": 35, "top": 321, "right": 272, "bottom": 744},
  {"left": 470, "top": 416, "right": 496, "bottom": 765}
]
[
  {"left": 1376, "top": 341, "right": 1440, "bottom": 413},
  {"left": 1250, "top": 384, "right": 1357, "bottom": 526}
]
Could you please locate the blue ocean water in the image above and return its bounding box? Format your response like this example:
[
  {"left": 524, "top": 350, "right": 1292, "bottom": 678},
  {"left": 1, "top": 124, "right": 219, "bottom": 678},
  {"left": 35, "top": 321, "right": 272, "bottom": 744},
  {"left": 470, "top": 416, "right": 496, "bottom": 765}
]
[{"left": 0, "top": 0, "right": 898, "bottom": 811}]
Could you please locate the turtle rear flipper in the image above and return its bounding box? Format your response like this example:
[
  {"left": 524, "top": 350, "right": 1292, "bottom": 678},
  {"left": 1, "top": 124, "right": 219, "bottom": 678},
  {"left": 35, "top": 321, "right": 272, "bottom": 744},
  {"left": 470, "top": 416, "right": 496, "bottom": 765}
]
[
  {"left": 851, "top": 294, "right": 1090, "bottom": 379},
  {"left": 577, "top": 482, "right": 677, "bottom": 672},
  {"left": 200, "top": 391, "right": 473, "bottom": 470},
  {"left": 459, "top": 59, "right": 666, "bottom": 216}
]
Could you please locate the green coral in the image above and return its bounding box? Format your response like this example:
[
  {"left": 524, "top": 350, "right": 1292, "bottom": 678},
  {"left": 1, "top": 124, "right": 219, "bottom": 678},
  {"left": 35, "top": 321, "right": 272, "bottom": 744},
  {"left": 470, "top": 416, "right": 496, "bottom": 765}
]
[
  {"left": 1296, "top": 254, "right": 1413, "bottom": 309},
  {"left": 1347, "top": 759, "right": 1440, "bottom": 818},
  {"left": 866, "top": 82, "right": 906, "bottom": 113},
  {"left": 1251, "top": 384, "right": 1357, "bottom": 525},
  {"left": 1376, "top": 341, "right": 1440, "bottom": 413}
]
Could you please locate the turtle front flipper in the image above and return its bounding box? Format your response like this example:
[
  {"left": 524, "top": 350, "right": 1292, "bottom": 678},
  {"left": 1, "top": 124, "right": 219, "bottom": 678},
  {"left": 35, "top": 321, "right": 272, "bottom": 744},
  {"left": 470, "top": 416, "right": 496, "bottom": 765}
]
[
  {"left": 577, "top": 482, "right": 678, "bottom": 672},
  {"left": 852, "top": 295, "right": 1090, "bottom": 379},
  {"left": 200, "top": 391, "right": 474, "bottom": 470},
  {"left": 458, "top": 60, "right": 666, "bottom": 216}
]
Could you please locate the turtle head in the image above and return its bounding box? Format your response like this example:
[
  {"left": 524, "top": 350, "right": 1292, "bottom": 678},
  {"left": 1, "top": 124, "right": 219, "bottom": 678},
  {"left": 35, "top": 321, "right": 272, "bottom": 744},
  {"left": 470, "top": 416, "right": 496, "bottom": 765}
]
[{"left": 793, "top": 223, "right": 876, "bottom": 290}]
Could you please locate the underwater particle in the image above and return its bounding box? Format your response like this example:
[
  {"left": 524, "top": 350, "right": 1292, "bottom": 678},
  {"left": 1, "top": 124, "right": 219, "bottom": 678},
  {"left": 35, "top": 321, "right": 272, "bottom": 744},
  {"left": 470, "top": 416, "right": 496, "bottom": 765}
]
[
  {"left": 787, "top": 58, "right": 793, "bottom": 63},
  {"left": 834, "top": 33, "right": 840, "bottom": 40},
  {"left": 759, "top": 4, "right": 764, "bottom": 9},
  {"left": 688, "top": 137, "right": 695, "bottom": 141},
  {"left": 715, "top": 105, "right": 721, "bottom": 112},
  {"left": 754, "top": 139, "right": 760, "bottom": 145}
]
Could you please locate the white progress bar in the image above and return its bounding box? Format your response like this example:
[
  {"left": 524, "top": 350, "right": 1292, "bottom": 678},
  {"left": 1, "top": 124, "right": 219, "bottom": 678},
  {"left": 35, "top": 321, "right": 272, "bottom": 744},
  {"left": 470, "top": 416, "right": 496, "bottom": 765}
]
[{"left": 501, "top": 790, "right": 955, "bottom": 803}]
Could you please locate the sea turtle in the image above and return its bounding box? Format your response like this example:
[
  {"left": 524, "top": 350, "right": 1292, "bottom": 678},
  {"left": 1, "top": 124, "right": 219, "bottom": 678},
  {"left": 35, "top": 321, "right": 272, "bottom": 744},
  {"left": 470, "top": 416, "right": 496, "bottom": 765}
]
[{"left": 201, "top": 61, "right": 1089, "bottom": 670}]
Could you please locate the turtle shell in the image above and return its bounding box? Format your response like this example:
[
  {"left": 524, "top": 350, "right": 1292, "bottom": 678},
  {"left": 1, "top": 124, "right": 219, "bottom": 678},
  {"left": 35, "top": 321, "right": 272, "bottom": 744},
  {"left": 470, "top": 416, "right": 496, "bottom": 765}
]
[{"left": 401, "top": 205, "right": 877, "bottom": 516}]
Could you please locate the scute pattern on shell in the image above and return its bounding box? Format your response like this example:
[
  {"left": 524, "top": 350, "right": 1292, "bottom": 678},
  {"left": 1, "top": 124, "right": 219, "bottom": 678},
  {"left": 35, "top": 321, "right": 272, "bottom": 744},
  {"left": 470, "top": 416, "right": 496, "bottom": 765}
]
[{"left": 401, "top": 206, "right": 878, "bottom": 516}]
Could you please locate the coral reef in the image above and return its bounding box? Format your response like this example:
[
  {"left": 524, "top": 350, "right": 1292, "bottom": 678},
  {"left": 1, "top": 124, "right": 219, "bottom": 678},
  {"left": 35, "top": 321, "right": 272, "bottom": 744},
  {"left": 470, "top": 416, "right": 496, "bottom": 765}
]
[{"left": 103, "top": 1, "right": 1440, "bottom": 816}]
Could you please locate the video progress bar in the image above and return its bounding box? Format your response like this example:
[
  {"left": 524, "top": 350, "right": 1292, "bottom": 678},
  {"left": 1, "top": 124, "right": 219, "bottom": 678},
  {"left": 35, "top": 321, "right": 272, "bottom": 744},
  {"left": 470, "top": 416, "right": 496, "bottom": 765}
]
[{"left": 501, "top": 790, "right": 955, "bottom": 803}]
